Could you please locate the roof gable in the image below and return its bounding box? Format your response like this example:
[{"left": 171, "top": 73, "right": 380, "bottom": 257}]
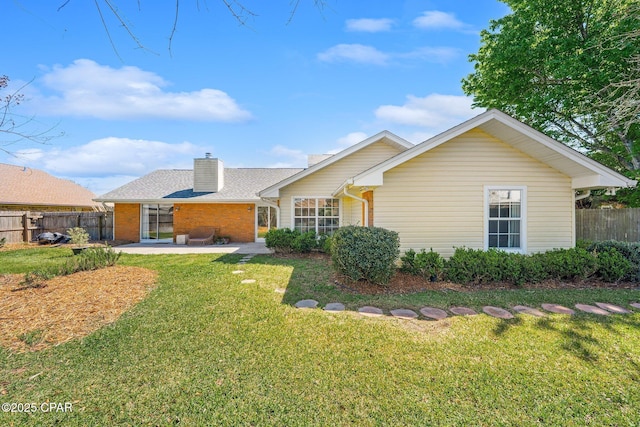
[
  {"left": 259, "top": 130, "right": 413, "bottom": 197},
  {"left": 352, "top": 109, "right": 636, "bottom": 190}
]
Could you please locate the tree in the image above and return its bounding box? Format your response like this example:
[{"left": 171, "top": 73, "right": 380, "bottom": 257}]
[
  {"left": 57, "top": 0, "right": 327, "bottom": 58},
  {"left": 462, "top": 0, "right": 640, "bottom": 179},
  {"left": 0, "top": 76, "right": 62, "bottom": 156}
]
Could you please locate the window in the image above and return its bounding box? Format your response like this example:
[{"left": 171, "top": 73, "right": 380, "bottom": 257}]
[
  {"left": 293, "top": 198, "right": 340, "bottom": 235},
  {"left": 486, "top": 188, "right": 525, "bottom": 251}
]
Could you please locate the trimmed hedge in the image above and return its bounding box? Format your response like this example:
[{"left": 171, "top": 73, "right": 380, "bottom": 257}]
[
  {"left": 400, "top": 243, "right": 639, "bottom": 286},
  {"left": 264, "top": 228, "right": 332, "bottom": 254},
  {"left": 331, "top": 226, "right": 400, "bottom": 285}
]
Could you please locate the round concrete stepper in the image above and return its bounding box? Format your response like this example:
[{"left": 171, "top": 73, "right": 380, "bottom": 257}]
[
  {"left": 240, "top": 279, "right": 256, "bottom": 284},
  {"left": 390, "top": 309, "right": 419, "bottom": 320},
  {"left": 419, "top": 307, "right": 448, "bottom": 320},
  {"left": 295, "top": 299, "right": 319, "bottom": 309},
  {"left": 631, "top": 302, "right": 640, "bottom": 310},
  {"left": 575, "top": 304, "right": 610, "bottom": 315},
  {"left": 483, "top": 306, "right": 515, "bottom": 319},
  {"left": 358, "top": 306, "right": 384, "bottom": 317},
  {"left": 595, "top": 302, "right": 631, "bottom": 314},
  {"left": 541, "top": 303, "right": 575, "bottom": 315},
  {"left": 323, "top": 302, "right": 345, "bottom": 312},
  {"left": 512, "top": 305, "right": 546, "bottom": 317},
  {"left": 450, "top": 307, "right": 477, "bottom": 316},
  {"left": 232, "top": 270, "right": 245, "bottom": 275}
]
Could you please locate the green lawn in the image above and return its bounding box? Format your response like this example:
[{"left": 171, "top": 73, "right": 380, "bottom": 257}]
[{"left": 1, "top": 248, "right": 640, "bottom": 425}]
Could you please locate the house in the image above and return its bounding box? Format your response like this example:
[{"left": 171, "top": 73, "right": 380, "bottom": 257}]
[
  {"left": 0, "top": 163, "right": 102, "bottom": 212},
  {"left": 96, "top": 110, "right": 636, "bottom": 256}
]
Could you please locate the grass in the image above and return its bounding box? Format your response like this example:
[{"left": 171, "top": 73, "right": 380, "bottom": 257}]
[{"left": 1, "top": 248, "right": 640, "bottom": 425}]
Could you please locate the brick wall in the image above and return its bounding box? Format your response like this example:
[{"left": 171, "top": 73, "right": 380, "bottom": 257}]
[
  {"left": 362, "top": 191, "right": 374, "bottom": 227},
  {"left": 174, "top": 203, "right": 255, "bottom": 243},
  {"left": 114, "top": 203, "right": 140, "bottom": 242}
]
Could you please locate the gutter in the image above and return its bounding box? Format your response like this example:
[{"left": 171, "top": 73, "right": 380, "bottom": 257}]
[{"left": 343, "top": 186, "right": 369, "bottom": 227}]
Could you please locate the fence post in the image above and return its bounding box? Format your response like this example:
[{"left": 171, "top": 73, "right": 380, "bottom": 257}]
[
  {"left": 22, "top": 212, "right": 29, "bottom": 242},
  {"left": 99, "top": 214, "right": 104, "bottom": 241}
]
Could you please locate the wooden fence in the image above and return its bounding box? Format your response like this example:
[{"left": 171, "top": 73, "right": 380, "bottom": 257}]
[
  {"left": 576, "top": 208, "right": 640, "bottom": 242},
  {"left": 0, "top": 211, "right": 113, "bottom": 243}
]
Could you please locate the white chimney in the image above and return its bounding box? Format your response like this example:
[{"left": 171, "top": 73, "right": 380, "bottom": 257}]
[{"left": 194, "top": 156, "right": 224, "bottom": 192}]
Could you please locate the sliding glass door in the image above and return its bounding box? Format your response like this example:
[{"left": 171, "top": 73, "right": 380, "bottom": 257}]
[{"left": 141, "top": 204, "right": 174, "bottom": 242}]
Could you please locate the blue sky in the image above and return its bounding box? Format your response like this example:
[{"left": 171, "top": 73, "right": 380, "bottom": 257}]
[{"left": 3, "top": 0, "right": 510, "bottom": 195}]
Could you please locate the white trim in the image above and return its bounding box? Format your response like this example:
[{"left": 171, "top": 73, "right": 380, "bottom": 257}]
[
  {"left": 259, "top": 131, "right": 413, "bottom": 198},
  {"left": 342, "top": 187, "right": 369, "bottom": 227},
  {"left": 483, "top": 186, "right": 527, "bottom": 253},
  {"left": 352, "top": 109, "right": 636, "bottom": 190},
  {"left": 290, "top": 196, "right": 342, "bottom": 234},
  {"left": 255, "top": 203, "right": 278, "bottom": 242}
]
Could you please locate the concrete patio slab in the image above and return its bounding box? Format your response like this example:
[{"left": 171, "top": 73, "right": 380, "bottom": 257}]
[{"left": 115, "top": 242, "right": 272, "bottom": 255}]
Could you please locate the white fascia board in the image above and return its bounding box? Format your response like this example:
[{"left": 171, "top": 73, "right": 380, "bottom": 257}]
[{"left": 572, "top": 174, "right": 637, "bottom": 190}]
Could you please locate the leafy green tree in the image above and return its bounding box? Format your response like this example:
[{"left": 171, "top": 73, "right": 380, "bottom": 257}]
[{"left": 462, "top": 0, "right": 640, "bottom": 180}]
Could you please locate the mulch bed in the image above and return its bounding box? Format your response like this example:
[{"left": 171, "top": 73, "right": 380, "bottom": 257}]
[{"left": 0, "top": 266, "right": 157, "bottom": 352}]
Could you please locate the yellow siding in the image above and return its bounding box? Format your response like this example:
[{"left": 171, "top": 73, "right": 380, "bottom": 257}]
[
  {"left": 374, "top": 129, "right": 574, "bottom": 257},
  {"left": 280, "top": 141, "right": 402, "bottom": 229}
]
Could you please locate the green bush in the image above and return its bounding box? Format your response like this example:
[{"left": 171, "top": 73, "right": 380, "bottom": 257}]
[
  {"left": 400, "top": 248, "right": 444, "bottom": 281},
  {"left": 587, "top": 240, "right": 640, "bottom": 281},
  {"left": 317, "top": 233, "right": 333, "bottom": 254},
  {"left": 264, "top": 228, "right": 299, "bottom": 253},
  {"left": 331, "top": 226, "right": 400, "bottom": 285},
  {"left": 595, "top": 248, "right": 634, "bottom": 283},
  {"left": 541, "top": 248, "right": 597, "bottom": 281},
  {"left": 292, "top": 230, "right": 316, "bottom": 253}
]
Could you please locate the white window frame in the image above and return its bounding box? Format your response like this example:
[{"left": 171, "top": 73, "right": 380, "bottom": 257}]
[
  {"left": 484, "top": 186, "right": 527, "bottom": 253},
  {"left": 291, "top": 196, "right": 341, "bottom": 235}
]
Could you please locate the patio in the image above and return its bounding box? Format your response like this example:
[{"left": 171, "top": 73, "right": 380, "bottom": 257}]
[{"left": 115, "top": 242, "right": 272, "bottom": 255}]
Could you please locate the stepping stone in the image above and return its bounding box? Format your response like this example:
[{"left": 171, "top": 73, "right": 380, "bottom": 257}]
[
  {"left": 323, "top": 302, "right": 345, "bottom": 312},
  {"left": 596, "top": 302, "right": 631, "bottom": 314},
  {"left": 541, "top": 303, "right": 575, "bottom": 315},
  {"left": 274, "top": 288, "right": 286, "bottom": 294},
  {"left": 450, "top": 307, "right": 477, "bottom": 316},
  {"left": 295, "top": 299, "right": 318, "bottom": 309},
  {"left": 631, "top": 302, "right": 640, "bottom": 310},
  {"left": 231, "top": 270, "right": 244, "bottom": 274},
  {"left": 390, "top": 309, "right": 418, "bottom": 320},
  {"left": 575, "top": 304, "right": 610, "bottom": 315},
  {"left": 419, "top": 307, "right": 448, "bottom": 320},
  {"left": 512, "top": 305, "right": 546, "bottom": 317},
  {"left": 358, "top": 306, "right": 384, "bottom": 317},
  {"left": 482, "top": 306, "right": 514, "bottom": 319},
  {"left": 240, "top": 279, "right": 256, "bottom": 284}
]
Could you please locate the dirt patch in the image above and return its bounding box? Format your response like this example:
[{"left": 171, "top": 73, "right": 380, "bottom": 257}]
[{"left": 0, "top": 266, "right": 157, "bottom": 352}]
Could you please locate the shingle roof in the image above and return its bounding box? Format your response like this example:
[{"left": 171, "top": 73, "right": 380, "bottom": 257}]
[
  {"left": 95, "top": 168, "right": 304, "bottom": 202},
  {"left": 0, "top": 163, "right": 100, "bottom": 208}
]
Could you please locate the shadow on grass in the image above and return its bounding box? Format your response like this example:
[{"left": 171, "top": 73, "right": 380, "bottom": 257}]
[{"left": 213, "top": 252, "right": 640, "bottom": 364}]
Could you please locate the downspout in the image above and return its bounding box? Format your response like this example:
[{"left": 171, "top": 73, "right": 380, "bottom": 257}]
[
  {"left": 343, "top": 187, "right": 369, "bottom": 227},
  {"left": 575, "top": 190, "right": 591, "bottom": 202}
]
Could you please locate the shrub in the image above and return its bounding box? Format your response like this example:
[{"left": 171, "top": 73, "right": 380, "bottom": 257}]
[
  {"left": 331, "top": 226, "right": 400, "bottom": 285},
  {"left": 264, "top": 228, "right": 299, "bottom": 253},
  {"left": 400, "top": 248, "right": 444, "bottom": 281},
  {"left": 292, "top": 230, "right": 316, "bottom": 253},
  {"left": 595, "top": 247, "right": 634, "bottom": 283},
  {"left": 587, "top": 240, "right": 640, "bottom": 281},
  {"left": 317, "top": 233, "right": 333, "bottom": 254},
  {"left": 67, "top": 227, "right": 90, "bottom": 246},
  {"left": 0, "top": 237, "right": 5, "bottom": 248},
  {"left": 541, "top": 248, "right": 597, "bottom": 280},
  {"left": 443, "top": 247, "right": 488, "bottom": 285}
]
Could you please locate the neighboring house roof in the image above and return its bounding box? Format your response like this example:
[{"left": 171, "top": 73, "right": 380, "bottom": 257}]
[
  {"left": 95, "top": 168, "right": 303, "bottom": 203},
  {"left": 0, "top": 163, "right": 101, "bottom": 209},
  {"left": 349, "top": 109, "right": 637, "bottom": 190}
]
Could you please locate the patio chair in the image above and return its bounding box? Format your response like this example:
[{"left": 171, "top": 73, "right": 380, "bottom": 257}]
[{"left": 187, "top": 226, "right": 217, "bottom": 246}]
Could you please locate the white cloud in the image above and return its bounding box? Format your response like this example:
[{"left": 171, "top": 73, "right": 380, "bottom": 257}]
[
  {"left": 345, "top": 18, "right": 394, "bottom": 32},
  {"left": 32, "top": 137, "right": 203, "bottom": 176},
  {"left": 413, "top": 11, "right": 465, "bottom": 30},
  {"left": 268, "top": 145, "right": 307, "bottom": 167},
  {"left": 400, "top": 46, "right": 460, "bottom": 63},
  {"left": 34, "top": 59, "right": 252, "bottom": 122},
  {"left": 327, "top": 131, "right": 368, "bottom": 154},
  {"left": 375, "top": 94, "right": 482, "bottom": 129},
  {"left": 317, "top": 44, "right": 390, "bottom": 65}
]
